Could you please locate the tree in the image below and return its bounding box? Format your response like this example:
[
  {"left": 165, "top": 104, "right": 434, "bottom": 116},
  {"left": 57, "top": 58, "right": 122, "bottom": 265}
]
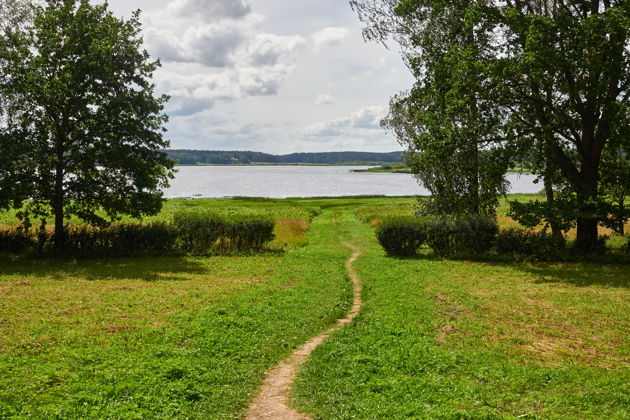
[
  {"left": 0, "top": 0, "right": 174, "bottom": 249},
  {"left": 499, "top": 0, "right": 629, "bottom": 251},
  {"left": 600, "top": 103, "right": 630, "bottom": 235},
  {"left": 358, "top": 0, "right": 510, "bottom": 217},
  {"left": 352, "top": 0, "right": 630, "bottom": 251}
]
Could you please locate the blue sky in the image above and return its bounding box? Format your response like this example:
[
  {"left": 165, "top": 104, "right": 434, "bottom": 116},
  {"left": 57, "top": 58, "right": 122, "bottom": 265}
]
[{"left": 104, "top": 0, "right": 414, "bottom": 153}]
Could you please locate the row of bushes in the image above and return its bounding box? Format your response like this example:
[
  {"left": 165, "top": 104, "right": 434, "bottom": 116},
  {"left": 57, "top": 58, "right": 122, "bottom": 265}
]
[
  {"left": 375, "top": 215, "right": 602, "bottom": 260},
  {"left": 376, "top": 216, "right": 499, "bottom": 258},
  {"left": 0, "top": 213, "right": 275, "bottom": 258},
  {"left": 174, "top": 212, "right": 275, "bottom": 255}
]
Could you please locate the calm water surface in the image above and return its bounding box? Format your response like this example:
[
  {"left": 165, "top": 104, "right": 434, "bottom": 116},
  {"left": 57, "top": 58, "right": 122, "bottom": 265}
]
[{"left": 164, "top": 166, "right": 540, "bottom": 199}]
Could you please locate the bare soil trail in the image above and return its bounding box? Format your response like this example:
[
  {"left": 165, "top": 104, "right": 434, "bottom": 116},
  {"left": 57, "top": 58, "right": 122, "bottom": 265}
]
[{"left": 245, "top": 243, "right": 362, "bottom": 420}]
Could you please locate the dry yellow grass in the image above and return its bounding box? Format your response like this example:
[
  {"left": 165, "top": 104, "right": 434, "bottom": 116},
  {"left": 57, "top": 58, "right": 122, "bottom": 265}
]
[{"left": 269, "top": 219, "right": 310, "bottom": 249}]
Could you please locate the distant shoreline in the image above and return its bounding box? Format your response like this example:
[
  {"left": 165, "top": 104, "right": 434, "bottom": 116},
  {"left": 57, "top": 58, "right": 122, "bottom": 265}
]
[{"left": 173, "top": 162, "right": 383, "bottom": 167}]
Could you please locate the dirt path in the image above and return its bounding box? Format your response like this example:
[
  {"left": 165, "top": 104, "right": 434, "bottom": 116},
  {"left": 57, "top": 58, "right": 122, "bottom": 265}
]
[{"left": 245, "top": 244, "right": 362, "bottom": 420}]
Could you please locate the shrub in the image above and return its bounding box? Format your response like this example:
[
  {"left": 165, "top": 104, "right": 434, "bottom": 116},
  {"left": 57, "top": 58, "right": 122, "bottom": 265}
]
[
  {"left": 376, "top": 216, "right": 426, "bottom": 257},
  {"left": 173, "top": 213, "right": 224, "bottom": 254},
  {"left": 215, "top": 216, "right": 275, "bottom": 253},
  {"left": 495, "top": 229, "right": 565, "bottom": 260},
  {"left": 424, "top": 215, "right": 498, "bottom": 257},
  {"left": 0, "top": 229, "right": 35, "bottom": 255},
  {"left": 173, "top": 212, "right": 275, "bottom": 255},
  {"left": 65, "top": 225, "right": 104, "bottom": 256},
  {"left": 105, "top": 222, "right": 177, "bottom": 257},
  {"left": 64, "top": 222, "right": 178, "bottom": 257}
]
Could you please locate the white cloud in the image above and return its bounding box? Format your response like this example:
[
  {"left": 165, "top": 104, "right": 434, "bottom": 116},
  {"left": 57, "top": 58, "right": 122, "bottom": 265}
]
[
  {"left": 142, "top": 0, "right": 305, "bottom": 116},
  {"left": 238, "top": 33, "right": 306, "bottom": 66},
  {"left": 156, "top": 63, "right": 297, "bottom": 115},
  {"left": 311, "top": 26, "right": 351, "bottom": 50},
  {"left": 315, "top": 93, "right": 334, "bottom": 105},
  {"left": 302, "top": 106, "right": 387, "bottom": 137}
]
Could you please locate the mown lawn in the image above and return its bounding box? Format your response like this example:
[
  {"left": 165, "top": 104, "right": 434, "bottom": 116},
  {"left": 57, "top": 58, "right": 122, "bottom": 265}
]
[
  {"left": 0, "top": 207, "right": 355, "bottom": 418},
  {"left": 0, "top": 197, "right": 628, "bottom": 419},
  {"left": 294, "top": 207, "right": 630, "bottom": 419}
]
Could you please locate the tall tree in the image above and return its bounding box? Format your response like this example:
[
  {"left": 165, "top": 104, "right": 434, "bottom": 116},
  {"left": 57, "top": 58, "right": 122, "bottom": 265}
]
[
  {"left": 499, "top": 0, "right": 629, "bottom": 250},
  {"left": 352, "top": 0, "right": 630, "bottom": 251},
  {"left": 358, "top": 0, "right": 510, "bottom": 216},
  {"left": 0, "top": 0, "right": 174, "bottom": 249}
]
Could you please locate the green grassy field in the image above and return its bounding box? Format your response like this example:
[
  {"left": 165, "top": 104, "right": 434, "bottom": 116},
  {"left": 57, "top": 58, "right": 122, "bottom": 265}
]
[
  {"left": 0, "top": 207, "right": 355, "bottom": 418},
  {"left": 294, "top": 211, "right": 630, "bottom": 419},
  {"left": 0, "top": 196, "right": 628, "bottom": 418}
]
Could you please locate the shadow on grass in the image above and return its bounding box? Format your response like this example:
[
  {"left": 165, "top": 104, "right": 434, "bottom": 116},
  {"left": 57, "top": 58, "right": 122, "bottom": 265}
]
[
  {"left": 383, "top": 248, "right": 630, "bottom": 289},
  {"left": 512, "top": 262, "right": 630, "bottom": 288},
  {"left": 0, "top": 256, "right": 208, "bottom": 282}
]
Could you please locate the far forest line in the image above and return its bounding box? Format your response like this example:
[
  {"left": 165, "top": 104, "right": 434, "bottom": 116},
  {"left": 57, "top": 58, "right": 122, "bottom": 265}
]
[{"left": 164, "top": 150, "right": 405, "bottom": 165}]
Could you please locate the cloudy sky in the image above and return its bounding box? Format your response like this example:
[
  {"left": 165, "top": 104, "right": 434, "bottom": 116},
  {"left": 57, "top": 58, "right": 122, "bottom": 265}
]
[{"left": 104, "top": 0, "right": 414, "bottom": 153}]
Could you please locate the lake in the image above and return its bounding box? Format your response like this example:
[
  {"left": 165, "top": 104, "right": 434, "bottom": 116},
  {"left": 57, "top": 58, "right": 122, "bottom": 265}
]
[{"left": 164, "top": 166, "right": 541, "bottom": 199}]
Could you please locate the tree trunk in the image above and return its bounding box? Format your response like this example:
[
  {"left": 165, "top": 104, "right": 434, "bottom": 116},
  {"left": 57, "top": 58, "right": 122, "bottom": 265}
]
[
  {"left": 576, "top": 217, "right": 599, "bottom": 251},
  {"left": 53, "top": 172, "right": 65, "bottom": 250},
  {"left": 543, "top": 171, "right": 563, "bottom": 241},
  {"left": 574, "top": 163, "right": 600, "bottom": 252},
  {"left": 53, "top": 135, "right": 66, "bottom": 251},
  {"left": 468, "top": 146, "right": 480, "bottom": 215}
]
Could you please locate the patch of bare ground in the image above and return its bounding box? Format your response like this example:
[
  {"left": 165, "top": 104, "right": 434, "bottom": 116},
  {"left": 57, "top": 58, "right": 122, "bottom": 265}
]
[{"left": 245, "top": 244, "right": 362, "bottom": 420}]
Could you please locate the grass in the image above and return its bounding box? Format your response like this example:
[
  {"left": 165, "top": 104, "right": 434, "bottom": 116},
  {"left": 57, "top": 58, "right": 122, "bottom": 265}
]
[
  {"left": 0, "top": 196, "right": 628, "bottom": 418},
  {"left": 352, "top": 162, "right": 412, "bottom": 173},
  {"left": 0, "top": 208, "right": 355, "bottom": 418},
  {"left": 0, "top": 198, "right": 321, "bottom": 228},
  {"left": 294, "top": 208, "right": 630, "bottom": 419}
]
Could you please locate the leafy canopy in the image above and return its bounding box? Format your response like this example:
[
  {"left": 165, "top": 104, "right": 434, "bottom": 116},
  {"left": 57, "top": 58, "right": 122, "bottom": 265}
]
[{"left": 0, "top": 0, "right": 174, "bottom": 235}]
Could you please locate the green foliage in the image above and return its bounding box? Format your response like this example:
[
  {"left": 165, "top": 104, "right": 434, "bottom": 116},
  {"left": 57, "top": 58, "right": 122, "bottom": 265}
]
[
  {"left": 509, "top": 197, "right": 624, "bottom": 242},
  {"left": 376, "top": 1, "right": 511, "bottom": 217},
  {"left": 0, "top": 222, "right": 178, "bottom": 257},
  {"left": 352, "top": 0, "right": 630, "bottom": 251},
  {"left": 64, "top": 223, "right": 178, "bottom": 258},
  {"left": 495, "top": 229, "right": 566, "bottom": 260},
  {"left": 508, "top": 199, "right": 577, "bottom": 232},
  {"left": 0, "top": 212, "right": 276, "bottom": 258},
  {"left": 376, "top": 216, "right": 426, "bottom": 257},
  {"left": 0, "top": 0, "right": 174, "bottom": 246},
  {"left": 173, "top": 212, "right": 275, "bottom": 255},
  {"left": 0, "top": 228, "right": 34, "bottom": 255},
  {"left": 424, "top": 215, "right": 498, "bottom": 257}
]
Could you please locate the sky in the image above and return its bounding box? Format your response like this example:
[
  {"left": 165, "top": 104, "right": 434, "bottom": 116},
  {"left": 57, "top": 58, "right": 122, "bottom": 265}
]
[{"left": 103, "top": 0, "right": 414, "bottom": 153}]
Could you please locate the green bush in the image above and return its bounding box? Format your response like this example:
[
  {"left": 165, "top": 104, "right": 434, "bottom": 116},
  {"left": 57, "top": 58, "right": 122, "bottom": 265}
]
[
  {"left": 0, "top": 229, "right": 35, "bottom": 255},
  {"left": 173, "top": 213, "right": 223, "bottom": 254},
  {"left": 424, "top": 215, "right": 498, "bottom": 257},
  {"left": 105, "top": 222, "right": 177, "bottom": 257},
  {"left": 376, "top": 216, "right": 426, "bottom": 257},
  {"left": 173, "top": 212, "right": 275, "bottom": 255},
  {"left": 64, "top": 222, "right": 177, "bottom": 257},
  {"left": 495, "top": 229, "right": 565, "bottom": 260}
]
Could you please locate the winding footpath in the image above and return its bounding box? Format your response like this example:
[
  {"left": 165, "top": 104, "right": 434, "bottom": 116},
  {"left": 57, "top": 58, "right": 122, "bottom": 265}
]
[{"left": 245, "top": 243, "right": 362, "bottom": 419}]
